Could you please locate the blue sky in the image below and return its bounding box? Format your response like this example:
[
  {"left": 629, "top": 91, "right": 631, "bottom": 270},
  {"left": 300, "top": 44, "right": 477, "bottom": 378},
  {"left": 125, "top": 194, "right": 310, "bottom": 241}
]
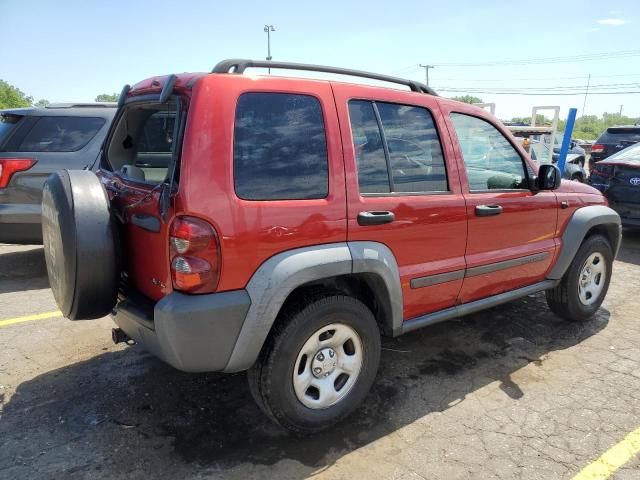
[{"left": 2, "top": 0, "right": 639, "bottom": 119}]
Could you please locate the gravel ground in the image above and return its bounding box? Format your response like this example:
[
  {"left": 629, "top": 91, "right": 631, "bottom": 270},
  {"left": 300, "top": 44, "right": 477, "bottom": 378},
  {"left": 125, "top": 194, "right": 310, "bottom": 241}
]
[{"left": 1, "top": 230, "right": 639, "bottom": 479}]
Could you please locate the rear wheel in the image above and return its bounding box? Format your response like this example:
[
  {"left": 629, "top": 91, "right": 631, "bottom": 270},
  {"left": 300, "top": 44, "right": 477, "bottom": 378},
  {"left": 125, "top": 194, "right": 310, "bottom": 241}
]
[
  {"left": 248, "top": 295, "right": 381, "bottom": 433},
  {"left": 546, "top": 235, "right": 613, "bottom": 322}
]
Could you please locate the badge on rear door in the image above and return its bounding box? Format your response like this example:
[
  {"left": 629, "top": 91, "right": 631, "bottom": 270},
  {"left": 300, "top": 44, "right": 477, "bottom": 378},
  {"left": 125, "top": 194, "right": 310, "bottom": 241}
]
[{"left": 630, "top": 178, "right": 640, "bottom": 186}]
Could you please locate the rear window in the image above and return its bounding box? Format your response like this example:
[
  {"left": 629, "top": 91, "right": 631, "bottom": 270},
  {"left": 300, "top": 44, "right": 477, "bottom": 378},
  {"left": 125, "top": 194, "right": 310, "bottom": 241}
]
[
  {"left": 17, "top": 116, "right": 105, "bottom": 152},
  {"left": 0, "top": 113, "right": 22, "bottom": 147},
  {"left": 607, "top": 142, "right": 640, "bottom": 162},
  {"left": 234, "top": 92, "right": 329, "bottom": 201},
  {"left": 597, "top": 128, "right": 640, "bottom": 144}
]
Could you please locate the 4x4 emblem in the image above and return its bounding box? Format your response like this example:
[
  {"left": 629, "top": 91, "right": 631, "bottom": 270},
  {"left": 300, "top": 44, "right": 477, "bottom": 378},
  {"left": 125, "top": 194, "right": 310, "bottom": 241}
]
[{"left": 630, "top": 178, "right": 640, "bottom": 186}]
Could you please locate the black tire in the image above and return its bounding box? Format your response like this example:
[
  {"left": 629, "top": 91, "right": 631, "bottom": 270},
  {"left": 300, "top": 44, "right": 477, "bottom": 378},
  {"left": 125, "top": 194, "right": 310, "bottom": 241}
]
[
  {"left": 42, "top": 170, "right": 119, "bottom": 320},
  {"left": 546, "top": 234, "right": 613, "bottom": 322},
  {"left": 248, "top": 295, "right": 381, "bottom": 434}
]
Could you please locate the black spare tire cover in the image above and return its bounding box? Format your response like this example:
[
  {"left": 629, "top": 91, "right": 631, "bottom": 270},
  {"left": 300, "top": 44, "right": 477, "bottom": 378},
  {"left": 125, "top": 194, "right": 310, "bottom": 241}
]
[{"left": 42, "top": 170, "right": 119, "bottom": 320}]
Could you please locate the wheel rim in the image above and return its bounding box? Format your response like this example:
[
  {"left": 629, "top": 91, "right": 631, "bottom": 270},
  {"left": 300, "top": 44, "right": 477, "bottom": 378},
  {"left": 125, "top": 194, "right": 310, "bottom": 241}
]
[
  {"left": 578, "top": 252, "right": 607, "bottom": 306},
  {"left": 292, "top": 323, "right": 363, "bottom": 409}
]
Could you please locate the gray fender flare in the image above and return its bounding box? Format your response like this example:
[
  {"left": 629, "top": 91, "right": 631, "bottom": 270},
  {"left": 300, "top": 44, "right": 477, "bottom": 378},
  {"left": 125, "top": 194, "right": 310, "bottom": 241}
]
[
  {"left": 349, "top": 241, "right": 403, "bottom": 336},
  {"left": 223, "top": 241, "right": 402, "bottom": 372},
  {"left": 547, "top": 205, "right": 622, "bottom": 280}
]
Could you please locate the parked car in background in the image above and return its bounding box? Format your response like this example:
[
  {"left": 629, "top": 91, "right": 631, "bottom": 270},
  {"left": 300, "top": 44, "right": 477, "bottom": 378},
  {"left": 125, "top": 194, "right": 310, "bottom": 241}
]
[
  {"left": 0, "top": 103, "right": 115, "bottom": 244},
  {"left": 589, "top": 142, "right": 640, "bottom": 228},
  {"left": 528, "top": 138, "right": 587, "bottom": 182},
  {"left": 552, "top": 137, "right": 586, "bottom": 168},
  {"left": 591, "top": 125, "right": 640, "bottom": 167}
]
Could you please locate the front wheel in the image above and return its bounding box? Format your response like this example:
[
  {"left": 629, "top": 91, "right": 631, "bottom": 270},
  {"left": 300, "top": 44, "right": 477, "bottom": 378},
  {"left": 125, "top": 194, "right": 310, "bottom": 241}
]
[
  {"left": 546, "top": 235, "right": 613, "bottom": 322},
  {"left": 248, "top": 295, "right": 381, "bottom": 433}
]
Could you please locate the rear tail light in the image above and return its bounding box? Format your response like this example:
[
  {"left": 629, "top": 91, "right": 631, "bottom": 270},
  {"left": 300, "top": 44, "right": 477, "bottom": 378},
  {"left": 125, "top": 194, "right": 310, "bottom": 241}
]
[
  {"left": 0, "top": 158, "right": 36, "bottom": 188},
  {"left": 592, "top": 164, "right": 614, "bottom": 178},
  {"left": 169, "top": 216, "right": 220, "bottom": 293},
  {"left": 591, "top": 144, "right": 604, "bottom": 153}
]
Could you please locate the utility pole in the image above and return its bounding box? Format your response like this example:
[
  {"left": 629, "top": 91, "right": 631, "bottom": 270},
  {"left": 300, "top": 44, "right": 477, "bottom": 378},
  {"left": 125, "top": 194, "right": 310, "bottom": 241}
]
[
  {"left": 264, "top": 25, "right": 275, "bottom": 74},
  {"left": 419, "top": 64, "right": 435, "bottom": 87},
  {"left": 581, "top": 73, "right": 591, "bottom": 117},
  {"left": 619, "top": 104, "right": 624, "bottom": 116}
]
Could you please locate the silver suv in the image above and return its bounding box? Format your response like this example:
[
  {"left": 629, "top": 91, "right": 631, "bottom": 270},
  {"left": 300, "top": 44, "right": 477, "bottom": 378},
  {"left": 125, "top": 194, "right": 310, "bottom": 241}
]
[{"left": 0, "top": 103, "right": 115, "bottom": 244}]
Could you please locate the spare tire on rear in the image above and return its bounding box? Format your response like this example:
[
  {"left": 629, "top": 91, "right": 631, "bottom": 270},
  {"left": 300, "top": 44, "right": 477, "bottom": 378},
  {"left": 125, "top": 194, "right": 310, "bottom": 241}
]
[{"left": 42, "top": 170, "right": 119, "bottom": 320}]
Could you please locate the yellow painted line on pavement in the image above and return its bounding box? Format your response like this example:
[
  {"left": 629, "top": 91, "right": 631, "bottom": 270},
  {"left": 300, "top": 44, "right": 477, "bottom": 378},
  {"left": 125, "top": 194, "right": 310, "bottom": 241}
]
[
  {"left": 0, "top": 310, "right": 62, "bottom": 328},
  {"left": 573, "top": 426, "right": 640, "bottom": 480}
]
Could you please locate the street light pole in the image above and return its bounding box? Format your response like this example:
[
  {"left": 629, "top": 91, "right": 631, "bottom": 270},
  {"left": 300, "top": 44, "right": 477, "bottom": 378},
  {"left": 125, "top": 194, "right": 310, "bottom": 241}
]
[
  {"left": 264, "top": 24, "right": 275, "bottom": 74},
  {"left": 419, "top": 64, "right": 435, "bottom": 87}
]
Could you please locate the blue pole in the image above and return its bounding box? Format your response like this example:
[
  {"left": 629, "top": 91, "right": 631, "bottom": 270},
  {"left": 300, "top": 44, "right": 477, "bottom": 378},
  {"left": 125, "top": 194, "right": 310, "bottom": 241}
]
[{"left": 557, "top": 107, "right": 577, "bottom": 174}]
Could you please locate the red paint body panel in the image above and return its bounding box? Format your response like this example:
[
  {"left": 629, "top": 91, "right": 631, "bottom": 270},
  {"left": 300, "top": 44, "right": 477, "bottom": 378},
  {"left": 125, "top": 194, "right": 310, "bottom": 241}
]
[
  {"left": 332, "top": 83, "right": 467, "bottom": 318},
  {"left": 437, "top": 100, "right": 559, "bottom": 304},
  {"left": 180, "top": 75, "right": 347, "bottom": 292},
  {"left": 102, "top": 70, "right": 609, "bottom": 320}
]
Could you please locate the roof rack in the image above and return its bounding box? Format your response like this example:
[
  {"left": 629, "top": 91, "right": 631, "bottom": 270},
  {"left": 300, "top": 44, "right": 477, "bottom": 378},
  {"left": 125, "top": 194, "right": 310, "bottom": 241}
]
[{"left": 212, "top": 59, "right": 437, "bottom": 96}]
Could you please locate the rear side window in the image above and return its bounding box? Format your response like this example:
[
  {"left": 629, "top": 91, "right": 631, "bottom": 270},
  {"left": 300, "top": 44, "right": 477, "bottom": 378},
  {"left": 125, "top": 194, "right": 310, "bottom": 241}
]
[
  {"left": 234, "top": 93, "right": 328, "bottom": 200},
  {"left": 0, "top": 114, "right": 22, "bottom": 148},
  {"left": 598, "top": 128, "right": 640, "bottom": 143},
  {"left": 348, "top": 100, "right": 448, "bottom": 194},
  {"left": 17, "top": 116, "right": 105, "bottom": 152}
]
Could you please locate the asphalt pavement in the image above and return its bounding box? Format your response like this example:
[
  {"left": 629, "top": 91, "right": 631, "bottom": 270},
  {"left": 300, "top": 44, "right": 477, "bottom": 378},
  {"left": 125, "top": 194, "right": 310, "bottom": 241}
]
[{"left": 1, "top": 232, "right": 639, "bottom": 479}]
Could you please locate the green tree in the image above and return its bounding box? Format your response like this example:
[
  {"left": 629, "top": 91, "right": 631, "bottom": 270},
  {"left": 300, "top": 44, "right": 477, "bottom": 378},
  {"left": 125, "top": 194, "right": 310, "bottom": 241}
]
[
  {"left": 0, "top": 79, "right": 33, "bottom": 109},
  {"left": 34, "top": 99, "right": 50, "bottom": 107},
  {"left": 451, "top": 95, "right": 484, "bottom": 104},
  {"left": 95, "top": 93, "right": 119, "bottom": 102},
  {"left": 556, "top": 113, "right": 640, "bottom": 141}
]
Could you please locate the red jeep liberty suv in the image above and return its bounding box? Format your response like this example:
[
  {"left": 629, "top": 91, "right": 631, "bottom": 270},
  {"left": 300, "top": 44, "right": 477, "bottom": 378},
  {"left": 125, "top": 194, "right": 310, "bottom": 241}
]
[{"left": 42, "top": 59, "right": 621, "bottom": 433}]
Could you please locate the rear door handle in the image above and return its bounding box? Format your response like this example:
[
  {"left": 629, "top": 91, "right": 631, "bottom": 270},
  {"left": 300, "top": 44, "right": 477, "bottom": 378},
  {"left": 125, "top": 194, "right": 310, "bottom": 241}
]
[
  {"left": 357, "top": 211, "right": 395, "bottom": 226},
  {"left": 475, "top": 205, "right": 503, "bottom": 217}
]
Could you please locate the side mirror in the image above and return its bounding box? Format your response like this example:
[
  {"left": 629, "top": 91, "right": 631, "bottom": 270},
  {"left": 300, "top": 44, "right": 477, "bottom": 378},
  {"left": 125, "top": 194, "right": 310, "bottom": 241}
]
[
  {"left": 570, "top": 141, "right": 577, "bottom": 149},
  {"left": 536, "top": 164, "right": 562, "bottom": 190}
]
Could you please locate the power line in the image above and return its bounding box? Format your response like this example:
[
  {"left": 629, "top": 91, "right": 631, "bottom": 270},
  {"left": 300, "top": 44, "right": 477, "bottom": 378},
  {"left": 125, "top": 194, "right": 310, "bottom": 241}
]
[
  {"left": 433, "top": 49, "right": 640, "bottom": 67},
  {"left": 436, "top": 89, "right": 640, "bottom": 96},
  {"left": 432, "top": 72, "right": 640, "bottom": 82},
  {"left": 433, "top": 82, "right": 640, "bottom": 93}
]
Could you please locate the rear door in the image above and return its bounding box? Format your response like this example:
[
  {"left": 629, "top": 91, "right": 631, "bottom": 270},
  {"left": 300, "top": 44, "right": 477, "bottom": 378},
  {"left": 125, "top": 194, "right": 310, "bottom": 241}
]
[
  {"left": 99, "top": 98, "right": 185, "bottom": 301},
  {"left": 333, "top": 84, "right": 467, "bottom": 319},
  {"left": 443, "top": 107, "right": 558, "bottom": 304}
]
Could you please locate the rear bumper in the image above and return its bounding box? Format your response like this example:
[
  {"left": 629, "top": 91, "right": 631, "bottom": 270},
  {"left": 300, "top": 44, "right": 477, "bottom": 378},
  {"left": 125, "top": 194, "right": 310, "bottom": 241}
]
[
  {"left": 0, "top": 203, "right": 42, "bottom": 244},
  {"left": 112, "top": 290, "right": 251, "bottom": 373}
]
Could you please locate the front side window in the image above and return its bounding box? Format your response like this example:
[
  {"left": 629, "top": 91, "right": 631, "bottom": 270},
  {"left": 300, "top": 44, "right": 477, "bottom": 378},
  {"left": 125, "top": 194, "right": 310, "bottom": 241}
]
[
  {"left": 17, "top": 116, "right": 105, "bottom": 152},
  {"left": 450, "top": 113, "right": 528, "bottom": 191},
  {"left": 348, "top": 100, "right": 447, "bottom": 194},
  {"left": 234, "top": 92, "right": 328, "bottom": 200}
]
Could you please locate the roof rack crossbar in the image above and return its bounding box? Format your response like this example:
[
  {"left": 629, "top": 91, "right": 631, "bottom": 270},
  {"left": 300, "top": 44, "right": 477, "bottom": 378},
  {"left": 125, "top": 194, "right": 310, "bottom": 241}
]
[{"left": 212, "top": 59, "right": 437, "bottom": 96}]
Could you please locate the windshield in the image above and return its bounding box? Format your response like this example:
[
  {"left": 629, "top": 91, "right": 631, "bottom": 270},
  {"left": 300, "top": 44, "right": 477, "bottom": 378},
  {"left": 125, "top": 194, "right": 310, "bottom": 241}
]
[
  {"left": 0, "top": 113, "right": 22, "bottom": 148},
  {"left": 598, "top": 128, "right": 640, "bottom": 143}
]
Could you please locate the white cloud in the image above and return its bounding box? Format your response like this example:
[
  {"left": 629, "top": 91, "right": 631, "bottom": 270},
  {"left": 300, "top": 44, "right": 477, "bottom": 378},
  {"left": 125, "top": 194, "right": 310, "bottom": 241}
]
[
  {"left": 586, "top": 27, "right": 601, "bottom": 32},
  {"left": 597, "top": 18, "right": 627, "bottom": 26}
]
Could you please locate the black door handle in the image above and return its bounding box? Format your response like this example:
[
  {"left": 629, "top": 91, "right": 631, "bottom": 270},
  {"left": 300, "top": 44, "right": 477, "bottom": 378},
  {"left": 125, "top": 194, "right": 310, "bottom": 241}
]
[
  {"left": 475, "top": 204, "right": 503, "bottom": 217},
  {"left": 357, "top": 211, "right": 395, "bottom": 226}
]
